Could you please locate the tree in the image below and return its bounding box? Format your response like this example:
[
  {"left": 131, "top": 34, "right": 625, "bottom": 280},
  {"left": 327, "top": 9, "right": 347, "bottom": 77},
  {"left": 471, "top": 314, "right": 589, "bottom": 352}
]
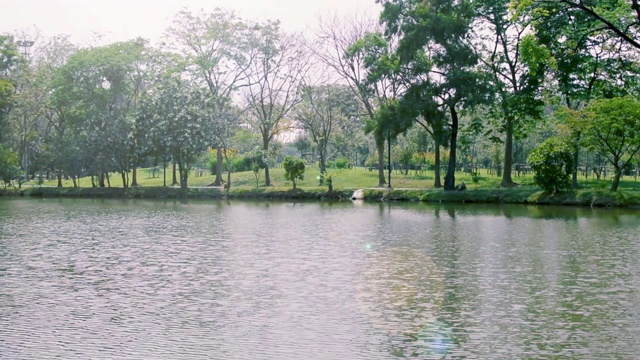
[
  {"left": 247, "top": 148, "right": 267, "bottom": 188},
  {"left": 0, "top": 145, "right": 22, "bottom": 188},
  {"left": 282, "top": 156, "right": 305, "bottom": 189},
  {"left": 150, "top": 72, "right": 213, "bottom": 190},
  {"left": 36, "top": 35, "right": 77, "bottom": 187},
  {"left": 0, "top": 35, "right": 20, "bottom": 144},
  {"left": 345, "top": 31, "right": 410, "bottom": 187},
  {"left": 580, "top": 97, "right": 640, "bottom": 191},
  {"left": 294, "top": 84, "right": 357, "bottom": 174},
  {"left": 244, "top": 24, "right": 309, "bottom": 186},
  {"left": 167, "top": 8, "right": 256, "bottom": 186},
  {"left": 8, "top": 61, "right": 47, "bottom": 183},
  {"left": 397, "top": 81, "right": 449, "bottom": 187},
  {"left": 474, "top": 0, "right": 546, "bottom": 187},
  {"left": 527, "top": 137, "right": 574, "bottom": 194},
  {"left": 380, "top": 0, "right": 491, "bottom": 190},
  {"left": 211, "top": 102, "right": 242, "bottom": 193},
  {"left": 51, "top": 39, "right": 150, "bottom": 188},
  {"left": 315, "top": 14, "right": 389, "bottom": 187},
  {"left": 514, "top": 0, "right": 640, "bottom": 51},
  {"left": 518, "top": 0, "right": 640, "bottom": 189}
]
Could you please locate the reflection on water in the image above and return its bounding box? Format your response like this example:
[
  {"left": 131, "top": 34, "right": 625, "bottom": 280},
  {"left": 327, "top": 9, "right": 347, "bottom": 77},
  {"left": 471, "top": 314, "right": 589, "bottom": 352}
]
[
  {"left": 357, "top": 247, "right": 443, "bottom": 335},
  {"left": 1, "top": 199, "right": 640, "bottom": 359}
]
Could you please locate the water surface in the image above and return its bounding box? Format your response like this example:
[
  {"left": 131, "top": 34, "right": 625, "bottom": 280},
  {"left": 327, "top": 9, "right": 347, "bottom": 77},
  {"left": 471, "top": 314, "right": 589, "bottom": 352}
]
[{"left": 1, "top": 198, "right": 640, "bottom": 359}]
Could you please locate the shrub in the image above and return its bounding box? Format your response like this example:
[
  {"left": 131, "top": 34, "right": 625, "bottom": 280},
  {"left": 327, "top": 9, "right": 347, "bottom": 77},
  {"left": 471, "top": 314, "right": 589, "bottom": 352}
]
[
  {"left": 0, "top": 146, "right": 22, "bottom": 188},
  {"left": 527, "top": 137, "right": 574, "bottom": 194},
  {"left": 335, "top": 157, "right": 350, "bottom": 169},
  {"left": 282, "top": 156, "right": 305, "bottom": 189},
  {"left": 364, "top": 156, "right": 378, "bottom": 168}
]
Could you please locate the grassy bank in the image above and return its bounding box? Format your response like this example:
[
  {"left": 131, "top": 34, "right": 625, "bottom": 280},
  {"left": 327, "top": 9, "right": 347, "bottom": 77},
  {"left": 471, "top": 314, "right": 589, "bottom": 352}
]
[
  {"left": 361, "top": 187, "right": 640, "bottom": 207},
  {"left": 0, "top": 185, "right": 354, "bottom": 201},
  {"left": 3, "top": 166, "right": 640, "bottom": 208}
]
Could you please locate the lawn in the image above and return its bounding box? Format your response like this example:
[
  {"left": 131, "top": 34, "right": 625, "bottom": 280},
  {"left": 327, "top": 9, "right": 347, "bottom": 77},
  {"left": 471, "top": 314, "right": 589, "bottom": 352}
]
[{"left": 27, "top": 164, "right": 640, "bottom": 192}]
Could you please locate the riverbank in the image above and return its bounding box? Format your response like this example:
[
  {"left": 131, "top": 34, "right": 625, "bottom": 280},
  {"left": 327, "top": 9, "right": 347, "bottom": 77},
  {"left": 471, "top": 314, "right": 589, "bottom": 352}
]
[
  {"left": 2, "top": 186, "right": 640, "bottom": 208},
  {"left": 0, "top": 186, "right": 354, "bottom": 201}
]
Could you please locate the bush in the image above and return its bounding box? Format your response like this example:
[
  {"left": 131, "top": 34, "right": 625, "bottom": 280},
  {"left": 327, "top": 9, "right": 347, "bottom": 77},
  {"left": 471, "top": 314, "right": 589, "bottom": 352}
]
[
  {"left": 0, "top": 146, "right": 22, "bottom": 188},
  {"left": 282, "top": 156, "right": 305, "bottom": 189},
  {"left": 527, "top": 137, "right": 574, "bottom": 194},
  {"left": 364, "top": 156, "right": 378, "bottom": 168},
  {"left": 210, "top": 154, "right": 267, "bottom": 173},
  {"left": 335, "top": 157, "right": 350, "bottom": 169}
]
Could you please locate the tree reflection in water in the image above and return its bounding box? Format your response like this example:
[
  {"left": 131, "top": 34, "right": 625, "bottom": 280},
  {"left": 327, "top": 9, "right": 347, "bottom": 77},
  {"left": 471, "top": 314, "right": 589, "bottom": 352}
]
[{"left": 357, "top": 247, "right": 452, "bottom": 357}]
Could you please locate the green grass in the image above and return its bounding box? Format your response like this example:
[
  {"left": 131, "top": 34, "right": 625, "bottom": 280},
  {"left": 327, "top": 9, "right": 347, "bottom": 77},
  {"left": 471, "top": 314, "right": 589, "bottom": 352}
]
[
  {"left": 9, "top": 165, "right": 640, "bottom": 207},
  {"left": 24, "top": 165, "right": 640, "bottom": 192},
  {"left": 29, "top": 166, "right": 536, "bottom": 190}
]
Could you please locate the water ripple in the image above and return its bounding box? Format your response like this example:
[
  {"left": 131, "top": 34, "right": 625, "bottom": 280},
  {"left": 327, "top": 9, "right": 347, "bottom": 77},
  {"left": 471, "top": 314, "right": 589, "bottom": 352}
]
[{"left": 1, "top": 199, "right": 640, "bottom": 359}]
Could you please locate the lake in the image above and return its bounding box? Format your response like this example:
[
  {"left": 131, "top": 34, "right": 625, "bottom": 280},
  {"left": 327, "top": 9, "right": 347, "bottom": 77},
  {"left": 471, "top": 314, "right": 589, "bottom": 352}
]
[{"left": 1, "top": 198, "right": 640, "bottom": 359}]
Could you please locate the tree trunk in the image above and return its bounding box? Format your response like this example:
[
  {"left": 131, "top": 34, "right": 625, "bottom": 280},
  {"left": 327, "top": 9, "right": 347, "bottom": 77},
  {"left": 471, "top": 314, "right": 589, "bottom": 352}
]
[
  {"left": 132, "top": 166, "right": 138, "bottom": 187},
  {"left": 264, "top": 166, "right": 271, "bottom": 187},
  {"left": 121, "top": 172, "right": 127, "bottom": 189},
  {"left": 500, "top": 116, "right": 515, "bottom": 187},
  {"left": 434, "top": 142, "right": 442, "bottom": 188},
  {"left": 106, "top": 172, "right": 111, "bottom": 188},
  {"left": 611, "top": 166, "right": 622, "bottom": 191},
  {"left": 224, "top": 148, "right": 232, "bottom": 195},
  {"left": 91, "top": 175, "right": 96, "bottom": 188},
  {"left": 213, "top": 148, "right": 223, "bottom": 186},
  {"left": 263, "top": 138, "right": 271, "bottom": 186},
  {"left": 72, "top": 176, "right": 77, "bottom": 188},
  {"left": 172, "top": 162, "right": 178, "bottom": 186},
  {"left": 388, "top": 135, "right": 392, "bottom": 188},
  {"left": 444, "top": 106, "right": 459, "bottom": 191},
  {"left": 376, "top": 139, "right": 386, "bottom": 187},
  {"left": 572, "top": 132, "right": 581, "bottom": 189},
  {"left": 163, "top": 163, "right": 167, "bottom": 187},
  {"left": 178, "top": 162, "right": 188, "bottom": 190},
  {"left": 57, "top": 171, "right": 63, "bottom": 188},
  {"left": 319, "top": 150, "right": 326, "bottom": 174},
  {"left": 99, "top": 171, "right": 106, "bottom": 188}
]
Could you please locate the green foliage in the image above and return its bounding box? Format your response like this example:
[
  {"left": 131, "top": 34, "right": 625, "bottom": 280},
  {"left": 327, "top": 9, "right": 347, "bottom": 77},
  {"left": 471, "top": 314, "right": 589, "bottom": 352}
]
[
  {"left": 335, "top": 157, "right": 350, "bottom": 169},
  {"left": 470, "top": 171, "right": 481, "bottom": 189},
  {"left": 0, "top": 146, "right": 22, "bottom": 188},
  {"left": 244, "top": 149, "right": 268, "bottom": 188},
  {"left": 294, "top": 84, "right": 359, "bottom": 173},
  {"left": 0, "top": 35, "right": 20, "bottom": 142},
  {"left": 282, "top": 156, "right": 305, "bottom": 189},
  {"left": 580, "top": 97, "right": 640, "bottom": 191},
  {"left": 365, "top": 156, "right": 378, "bottom": 168},
  {"left": 527, "top": 137, "right": 574, "bottom": 194}
]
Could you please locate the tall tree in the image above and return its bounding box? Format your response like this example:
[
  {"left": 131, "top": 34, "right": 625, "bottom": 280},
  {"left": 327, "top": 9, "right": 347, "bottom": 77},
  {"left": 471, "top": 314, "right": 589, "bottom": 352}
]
[
  {"left": 243, "top": 24, "right": 309, "bottom": 186},
  {"left": 0, "top": 35, "right": 20, "bottom": 144},
  {"left": 514, "top": 0, "right": 640, "bottom": 51},
  {"left": 580, "top": 97, "right": 640, "bottom": 191},
  {"left": 400, "top": 84, "right": 449, "bottom": 187},
  {"left": 474, "top": 0, "right": 545, "bottom": 187},
  {"left": 52, "top": 39, "right": 149, "bottom": 187},
  {"left": 380, "top": 0, "right": 490, "bottom": 190},
  {"left": 167, "top": 8, "right": 257, "bottom": 186},
  {"left": 150, "top": 71, "right": 213, "bottom": 190},
  {"left": 294, "top": 83, "right": 357, "bottom": 174},
  {"left": 518, "top": 0, "right": 640, "bottom": 188},
  {"left": 37, "top": 35, "right": 77, "bottom": 187},
  {"left": 346, "top": 31, "right": 412, "bottom": 187},
  {"left": 316, "top": 14, "right": 392, "bottom": 187}
]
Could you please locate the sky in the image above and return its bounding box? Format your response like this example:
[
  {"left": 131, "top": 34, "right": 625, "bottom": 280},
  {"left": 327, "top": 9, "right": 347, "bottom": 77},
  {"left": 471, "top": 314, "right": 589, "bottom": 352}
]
[{"left": 2, "top": 0, "right": 380, "bottom": 45}]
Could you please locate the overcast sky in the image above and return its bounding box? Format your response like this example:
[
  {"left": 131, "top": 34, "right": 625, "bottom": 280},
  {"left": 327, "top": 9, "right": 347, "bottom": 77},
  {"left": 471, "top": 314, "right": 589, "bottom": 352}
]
[{"left": 2, "top": 0, "right": 380, "bottom": 45}]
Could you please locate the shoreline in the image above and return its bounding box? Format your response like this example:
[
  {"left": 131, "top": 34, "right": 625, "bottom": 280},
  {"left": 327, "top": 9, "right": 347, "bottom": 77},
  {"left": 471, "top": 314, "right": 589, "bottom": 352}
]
[{"left": 2, "top": 186, "right": 640, "bottom": 208}]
